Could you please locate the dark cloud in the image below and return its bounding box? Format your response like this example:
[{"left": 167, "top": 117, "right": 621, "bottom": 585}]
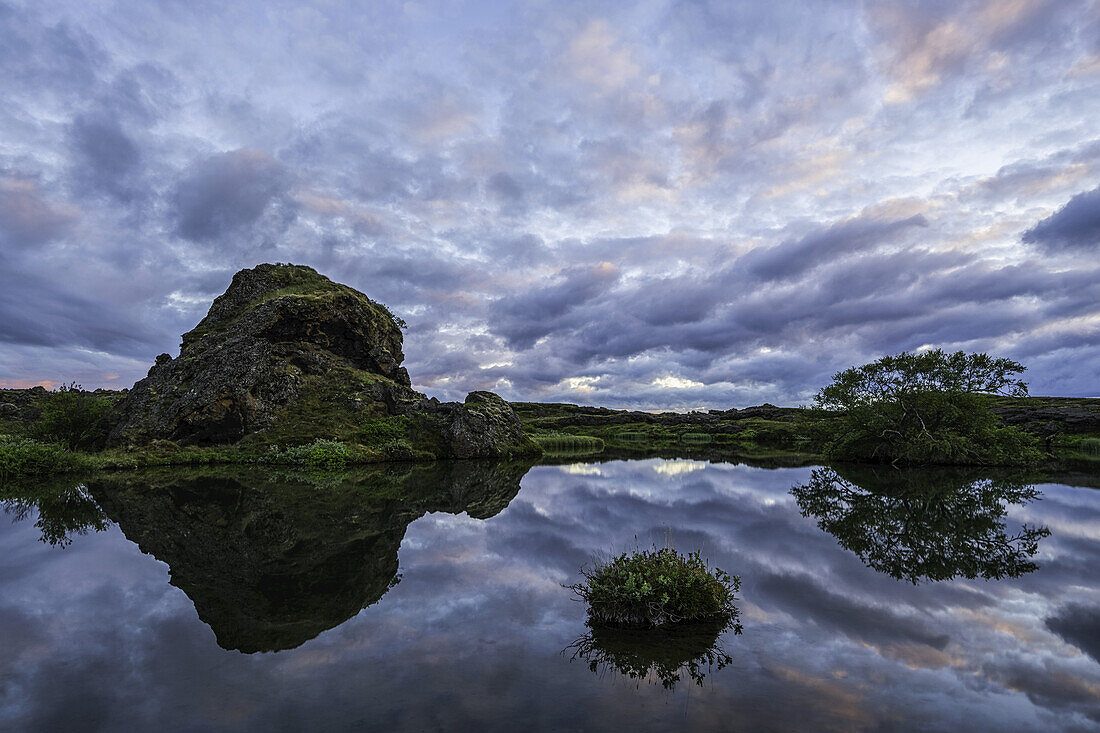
[
  {"left": 1046, "top": 604, "right": 1100, "bottom": 664},
  {"left": 172, "top": 149, "right": 292, "bottom": 242},
  {"left": 489, "top": 263, "right": 620, "bottom": 349},
  {"left": 69, "top": 113, "right": 142, "bottom": 202},
  {"left": 0, "top": 256, "right": 160, "bottom": 355},
  {"left": 1022, "top": 186, "right": 1100, "bottom": 252},
  {"left": 737, "top": 214, "right": 929, "bottom": 282}
]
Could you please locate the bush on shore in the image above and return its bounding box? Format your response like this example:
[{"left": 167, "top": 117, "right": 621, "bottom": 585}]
[
  {"left": 0, "top": 436, "right": 91, "bottom": 481},
  {"left": 258, "top": 439, "right": 352, "bottom": 470},
  {"left": 33, "top": 383, "right": 115, "bottom": 452},
  {"left": 569, "top": 547, "right": 740, "bottom": 628},
  {"left": 816, "top": 350, "right": 1041, "bottom": 466}
]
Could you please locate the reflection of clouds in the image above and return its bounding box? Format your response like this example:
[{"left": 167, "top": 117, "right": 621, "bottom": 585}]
[
  {"left": 652, "top": 459, "right": 707, "bottom": 476},
  {"left": 2, "top": 460, "right": 1100, "bottom": 729},
  {"left": 559, "top": 463, "right": 603, "bottom": 476}
]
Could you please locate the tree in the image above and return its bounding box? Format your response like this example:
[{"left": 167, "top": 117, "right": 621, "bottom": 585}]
[{"left": 815, "top": 350, "right": 1040, "bottom": 465}]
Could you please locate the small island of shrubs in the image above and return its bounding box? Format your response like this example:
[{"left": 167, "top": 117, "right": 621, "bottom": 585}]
[{"left": 569, "top": 546, "right": 741, "bottom": 629}]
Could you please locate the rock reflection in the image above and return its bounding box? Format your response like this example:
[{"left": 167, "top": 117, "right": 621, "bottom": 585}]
[
  {"left": 565, "top": 617, "right": 742, "bottom": 689},
  {"left": 77, "top": 459, "right": 534, "bottom": 653},
  {"left": 792, "top": 466, "right": 1051, "bottom": 583}
]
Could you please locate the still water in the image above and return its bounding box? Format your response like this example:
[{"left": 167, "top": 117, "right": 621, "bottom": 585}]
[{"left": 1, "top": 458, "right": 1099, "bottom": 731}]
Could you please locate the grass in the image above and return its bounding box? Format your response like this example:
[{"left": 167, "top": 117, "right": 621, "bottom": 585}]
[
  {"left": 569, "top": 546, "right": 741, "bottom": 629},
  {"left": 0, "top": 435, "right": 94, "bottom": 481},
  {"left": 531, "top": 433, "right": 605, "bottom": 455},
  {"left": 1077, "top": 437, "right": 1100, "bottom": 455}
]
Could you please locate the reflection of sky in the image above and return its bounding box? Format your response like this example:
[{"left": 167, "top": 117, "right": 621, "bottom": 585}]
[{"left": 2, "top": 461, "right": 1100, "bottom": 731}]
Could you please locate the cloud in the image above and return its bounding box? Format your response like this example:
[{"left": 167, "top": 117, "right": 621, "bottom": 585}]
[
  {"left": 172, "top": 149, "right": 292, "bottom": 242},
  {"left": 69, "top": 113, "right": 142, "bottom": 202},
  {"left": 1022, "top": 186, "right": 1100, "bottom": 252},
  {"left": 0, "top": 177, "right": 78, "bottom": 247},
  {"left": 1046, "top": 604, "right": 1100, "bottom": 664},
  {"left": 737, "top": 213, "right": 930, "bottom": 282},
  {"left": 489, "top": 262, "right": 620, "bottom": 349},
  {"left": 0, "top": 0, "right": 1098, "bottom": 404}
]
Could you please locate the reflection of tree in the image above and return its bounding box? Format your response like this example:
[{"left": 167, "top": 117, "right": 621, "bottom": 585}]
[
  {"left": 565, "top": 616, "right": 741, "bottom": 689},
  {"left": 792, "top": 467, "right": 1050, "bottom": 583},
  {"left": 1, "top": 480, "right": 110, "bottom": 547}
]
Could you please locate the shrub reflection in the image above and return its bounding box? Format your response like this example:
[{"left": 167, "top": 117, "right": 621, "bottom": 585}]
[{"left": 565, "top": 615, "right": 741, "bottom": 689}]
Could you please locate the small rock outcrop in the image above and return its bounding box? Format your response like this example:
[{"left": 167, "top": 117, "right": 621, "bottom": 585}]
[{"left": 109, "top": 263, "right": 539, "bottom": 458}]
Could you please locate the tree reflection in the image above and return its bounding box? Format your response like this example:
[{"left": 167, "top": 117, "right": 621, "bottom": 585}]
[
  {"left": 792, "top": 467, "right": 1050, "bottom": 583},
  {"left": 2, "top": 479, "right": 110, "bottom": 547},
  {"left": 565, "top": 616, "right": 741, "bottom": 689}
]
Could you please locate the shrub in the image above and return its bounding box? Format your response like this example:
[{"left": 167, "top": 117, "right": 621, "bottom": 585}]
[
  {"left": 616, "top": 431, "right": 648, "bottom": 443},
  {"left": 680, "top": 433, "right": 713, "bottom": 444},
  {"left": 356, "top": 416, "right": 410, "bottom": 446},
  {"left": 259, "top": 439, "right": 351, "bottom": 470},
  {"left": 569, "top": 547, "right": 740, "bottom": 628},
  {"left": 33, "top": 383, "right": 114, "bottom": 451},
  {"left": 0, "top": 435, "right": 88, "bottom": 480},
  {"left": 816, "top": 350, "right": 1041, "bottom": 466}
]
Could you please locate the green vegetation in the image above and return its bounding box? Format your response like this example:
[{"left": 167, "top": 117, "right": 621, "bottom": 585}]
[
  {"left": 1079, "top": 438, "right": 1100, "bottom": 455},
  {"left": 33, "top": 383, "right": 114, "bottom": 451},
  {"left": 531, "top": 433, "right": 605, "bottom": 454},
  {"left": 183, "top": 263, "right": 406, "bottom": 346},
  {"left": 357, "top": 415, "right": 411, "bottom": 446},
  {"left": 816, "top": 350, "right": 1041, "bottom": 466},
  {"left": 511, "top": 401, "right": 827, "bottom": 462},
  {"left": 0, "top": 435, "right": 93, "bottom": 481},
  {"left": 259, "top": 439, "right": 353, "bottom": 470},
  {"left": 569, "top": 547, "right": 741, "bottom": 629},
  {"left": 1053, "top": 434, "right": 1100, "bottom": 464}
]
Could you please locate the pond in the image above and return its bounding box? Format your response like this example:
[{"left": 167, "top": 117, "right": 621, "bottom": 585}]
[{"left": 2, "top": 458, "right": 1099, "bottom": 731}]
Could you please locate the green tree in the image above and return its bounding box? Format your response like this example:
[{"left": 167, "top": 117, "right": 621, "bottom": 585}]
[
  {"left": 34, "top": 383, "right": 114, "bottom": 451},
  {"left": 816, "top": 350, "right": 1040, "bottom": 465}
]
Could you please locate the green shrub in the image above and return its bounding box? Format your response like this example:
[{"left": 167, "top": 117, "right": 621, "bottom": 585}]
[
  {"left": 0, "top": 435, "right": 88, "bottom": 480},
  {"left": 260, "top": 439, "right": 351, "bottom": 470},
  {"left": 616, "top": 431, "right": 648, "bottom": 443},
  {"left": 356, "top": 416, "right": 410, "bottom": 446},
  {"left": 33, "top": 383, "right": 114, "bottom": 451},
  {"left": 680, "top": 433, "right": 713, "bottom": 444},
  {"left": 569, "top": 547, "right": 740, "bottom": 628}
]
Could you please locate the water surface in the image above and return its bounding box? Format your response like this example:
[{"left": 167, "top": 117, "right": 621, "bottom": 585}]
[{"left": 2, "top": 458, "right": 1099, "bottom": 731}]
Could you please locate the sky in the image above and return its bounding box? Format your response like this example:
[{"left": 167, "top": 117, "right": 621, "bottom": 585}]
[{"left": 1, "top": 0, "right": 1098, "bottom": 409}]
